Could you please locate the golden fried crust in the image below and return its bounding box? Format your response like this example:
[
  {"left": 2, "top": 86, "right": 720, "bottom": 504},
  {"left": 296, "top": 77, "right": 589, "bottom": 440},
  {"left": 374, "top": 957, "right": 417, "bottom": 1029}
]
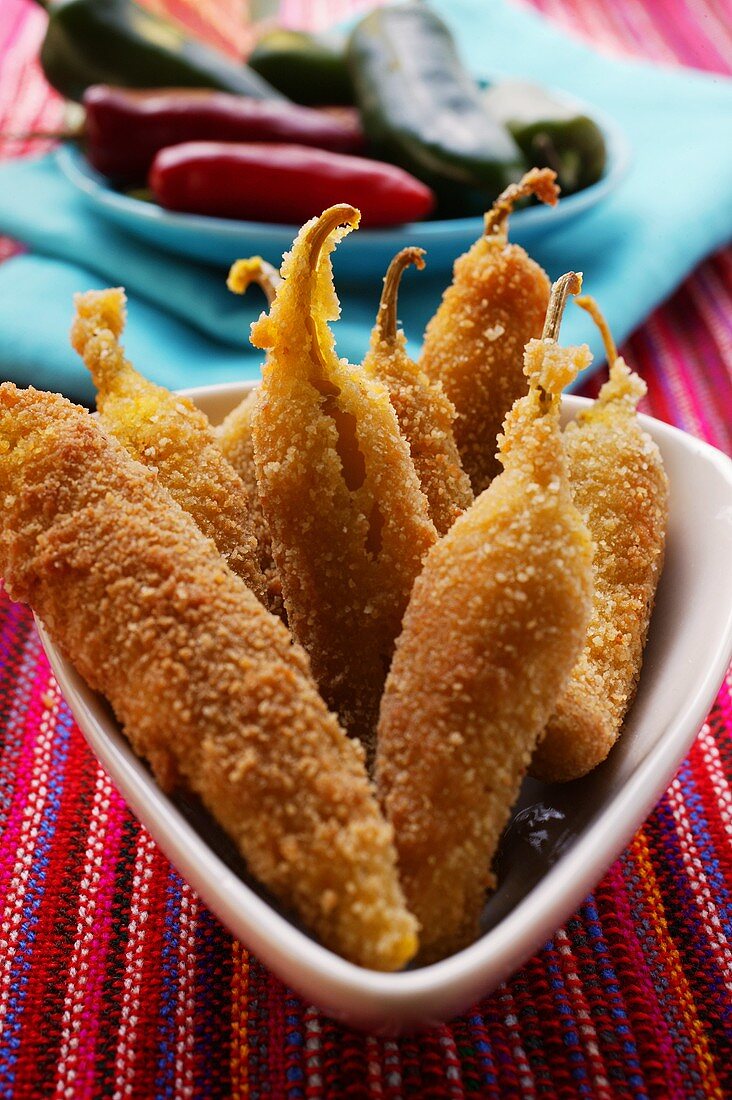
[
  {"left": 0, "top": 383, "right": 418, "bottom": 971},
  {"left": 251, "top": 211, "right": 436, "bottom": 754},
  {"left": 215, "top": 390, "right": 285, "bottom": 620},
  {"left": 420, "top": 239, "right": 550, "bottom": 495},
  {"left": 376, "top": 340, "right": 594, "bottom": 962},
  {"left": 531, "top": 361, "right": 669, "bottom": 782},
  {"left": 215, "top": 389, "right": 258, "bottom": 481},
  {"left": 71, "top": 289, "right": 270, "bottom": 611},
  {"left": 363, "top": 331, "right": 473, "bottom": 536}
]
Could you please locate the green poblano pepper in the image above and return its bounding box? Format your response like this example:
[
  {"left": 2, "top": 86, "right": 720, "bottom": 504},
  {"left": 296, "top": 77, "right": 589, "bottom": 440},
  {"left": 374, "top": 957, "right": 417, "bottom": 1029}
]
[
  {"left": 38, "top": 0, "right": 282, "bottom": 103},
  {"left": 483, "top": 80, "right": 607, "bottom": 195},
  {"left": 347, "top": 3, "right": 525, "bottom": 211},
  {"left": 248, "top": 29, "right": 354, "bottom": 106}
]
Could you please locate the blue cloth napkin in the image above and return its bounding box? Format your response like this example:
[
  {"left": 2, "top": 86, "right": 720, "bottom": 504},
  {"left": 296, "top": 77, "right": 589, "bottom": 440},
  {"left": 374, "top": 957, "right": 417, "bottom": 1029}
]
[{"left": 0, "top": 0, "right": 730, "bottom": 402}]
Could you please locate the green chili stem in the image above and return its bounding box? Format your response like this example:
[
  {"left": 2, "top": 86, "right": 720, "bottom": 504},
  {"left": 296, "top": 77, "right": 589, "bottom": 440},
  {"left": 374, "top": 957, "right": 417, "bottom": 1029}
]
[
  {"left": 542, "top": 271, "right": 583, "bottom": 341},
  {"left": 227, "top": 256, "right": 282, "bottom": 307},
  {"left": 0, "top": 125, "right": 83, "bottom": 142},
  {"left": 304, "top": 204, "right": 359, "bottom": 373},
  {"left": 575, "top": 294, "right": 617, "bottom": 364},
  {"left": 374, "top": 247, "right": 426, "bottom": 345},
  {"left": 484, "top": 167, "right": 560, "bottom": 238}
]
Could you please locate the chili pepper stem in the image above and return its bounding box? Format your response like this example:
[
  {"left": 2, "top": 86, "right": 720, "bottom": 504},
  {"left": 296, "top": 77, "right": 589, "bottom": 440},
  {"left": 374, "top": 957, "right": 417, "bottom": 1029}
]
[
  {"left": 542, "top": 271, "right": 583, "bottom": 342},
  {"left": 227, "top": 257, "right": 283, "bottom": 307},
  {"left": 304, "top": 205, "right": 359, "bottom": 372},
  {"left": 534, "top": 271, "right": 584, "bottom": 412},
  {"left": 0, "top": 126, "right": 83, "bottom": 142},
  {"left": 483, "top": 167, "right": 560, "bottom": 239},
  {"left": 531, "top": 133, "right": 563, "bottom": 178},
  {"left": 575, "top": 294, "right": 617, "bottom": 364},
  {"left": 307, "top": 203, "right": 360, "bottom": 267},
  {"left": 574, "top": 294, "right": 645, "bottom": 408},
  {"left": 1, "top": 100, "right": 86, "bottom": 145},
  {"left": 375, "top": 247, "right": 426, "bottom": 345}
]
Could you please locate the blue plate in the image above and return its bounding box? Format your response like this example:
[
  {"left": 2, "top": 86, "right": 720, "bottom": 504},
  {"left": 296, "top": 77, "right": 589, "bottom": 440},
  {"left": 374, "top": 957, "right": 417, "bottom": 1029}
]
[{"left": 57, "top": 102, "right": 629, "bottom": 280}]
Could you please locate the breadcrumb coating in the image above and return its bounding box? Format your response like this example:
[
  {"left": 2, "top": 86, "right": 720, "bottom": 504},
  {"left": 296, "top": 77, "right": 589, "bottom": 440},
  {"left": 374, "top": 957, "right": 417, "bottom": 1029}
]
[
  {"left": 531, "top": 299, "right": 669, "bottom": 783},
  {"left": 363, "top": 248, "right": 473, "bottom": 536},
  {"left": 71, "top": 289, "right": 270, "bottom": 610},
  {"left": 216, "top": 257, "right": 287, "bottom": 619},
  {"left": 216, "top": 390, "right": 284, "bottom": 620},
  {"left": 250, "top": 207, "right": 436, "bottom": 755},
  {"left": 420, "top": 170, "right": 558, "bottom": 495},
  {"left": 376, "top": 276, "right": 593, "bottom": 962},
  {"left": 0, "top": 383, "right": 418, "bottom": 971}
]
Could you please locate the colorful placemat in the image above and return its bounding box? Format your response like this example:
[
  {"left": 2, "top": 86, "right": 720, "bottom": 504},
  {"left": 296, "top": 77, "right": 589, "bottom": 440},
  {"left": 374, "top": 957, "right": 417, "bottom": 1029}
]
[{"left": 1, "top": 0, "right": 731, "bottom": 1096}]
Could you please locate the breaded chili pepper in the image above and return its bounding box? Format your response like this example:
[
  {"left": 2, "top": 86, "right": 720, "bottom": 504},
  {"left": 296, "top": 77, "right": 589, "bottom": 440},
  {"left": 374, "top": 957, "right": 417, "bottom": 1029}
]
[
  {"left": 250, "top": 205, "right": 436, "bottom": 757},
  {"left": 148, "top": 142, "right": 435, "bottom": 226},
  {"left": 216, "top": 257, "right": 286, "bottom": 620},
  {"left": 0, "top": 382, "right": 418, "bottom": 971},
  {"left": 376, "top": 274, "right": 594, "bottom": 962},
  {"left": 531, "top": 296, "right": 669, "bottom": 783},
  {"left": 362, "top": 247, "right": 473, "bottom": 535},
  {"left": 71, "top": 288, "right": 271, "bottom": 610},
  {"left": 82, "top": 85, "right": 364, "bottom": 184},
  {"left": 420, "top": 168, "right": 559, "bottom": 495}
]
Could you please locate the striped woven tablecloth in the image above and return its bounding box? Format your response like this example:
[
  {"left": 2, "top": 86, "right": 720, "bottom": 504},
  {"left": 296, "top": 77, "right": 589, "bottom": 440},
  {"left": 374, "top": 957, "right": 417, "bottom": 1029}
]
[{"left": 1, "top": 0, "right": 731, "bottom": 1096}]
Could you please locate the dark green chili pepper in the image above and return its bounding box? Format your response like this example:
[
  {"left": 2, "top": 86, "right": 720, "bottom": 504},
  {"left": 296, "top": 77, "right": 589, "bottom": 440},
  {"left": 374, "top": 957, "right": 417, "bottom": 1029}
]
[
  {"left": 483, "top": 80, "right": 607, "bottom": 195},
  {"left": 248, "top": 29, "right": 354, "bottom": 106},
  {"left": 347, "top": 3, "right": 524, "bottom": 210},
  {"left": 38, "top": 0, "right": 282, "bottom": 103}
]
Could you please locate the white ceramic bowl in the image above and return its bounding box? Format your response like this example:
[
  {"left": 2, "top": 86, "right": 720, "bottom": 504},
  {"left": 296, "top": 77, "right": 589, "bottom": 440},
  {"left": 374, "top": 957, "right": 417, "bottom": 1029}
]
[{"left": 38, "top": 384, "right": 732, "bottom": 1034}]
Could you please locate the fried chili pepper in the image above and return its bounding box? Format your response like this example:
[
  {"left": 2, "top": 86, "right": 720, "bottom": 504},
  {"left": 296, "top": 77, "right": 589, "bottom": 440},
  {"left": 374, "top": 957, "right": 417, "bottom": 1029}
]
[
  {"left": 0, "top": 382, "right": 418, "bottom": 971},
  {"left": 149, "top": 142, "right": 435, "bottom": 226},
  {"left": 376, "top": 274, "right": 594, "bottom": 962},
  {"left": 38, "top": 0, "right": 280, "bottom": 103},
  {"left": 347, "top": 3, "right": 523, "bottom": 209},
  {"left": 71, "top": 288, "right": 271, "bottom": 611},
  {"left": 82, "top": 85, "right": 364, "bottom": 183},
  {"left": 531, "top": 296, "right": 669, "bottom": 783},
  {"left": 362, "top": 247, "right": 473, "bottom": 536},
  {"left": 216, "top": 257, "right": 286, "bottom": 620},
  {"left": 250, "top": 205, "right": 436, "bottom": 756},
  {"left": 420, "top": 168, "right": 559, "bottom": 495}
]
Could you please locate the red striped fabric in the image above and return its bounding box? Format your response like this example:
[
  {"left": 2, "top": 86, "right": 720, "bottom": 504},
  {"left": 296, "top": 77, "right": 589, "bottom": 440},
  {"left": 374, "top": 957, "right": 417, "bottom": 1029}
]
[{"left": 0, "top": 0, "right": 731, "bottom": 1096}]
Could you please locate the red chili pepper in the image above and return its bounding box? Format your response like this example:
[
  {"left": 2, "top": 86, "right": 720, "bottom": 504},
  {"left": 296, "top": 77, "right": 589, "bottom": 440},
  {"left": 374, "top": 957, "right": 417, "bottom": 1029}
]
[
  {"left": 148, "top": 142, "right": 436, "bottom": 227},
  {"left": 82, "top": 85, "right": 365, "bottom": 183}
]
